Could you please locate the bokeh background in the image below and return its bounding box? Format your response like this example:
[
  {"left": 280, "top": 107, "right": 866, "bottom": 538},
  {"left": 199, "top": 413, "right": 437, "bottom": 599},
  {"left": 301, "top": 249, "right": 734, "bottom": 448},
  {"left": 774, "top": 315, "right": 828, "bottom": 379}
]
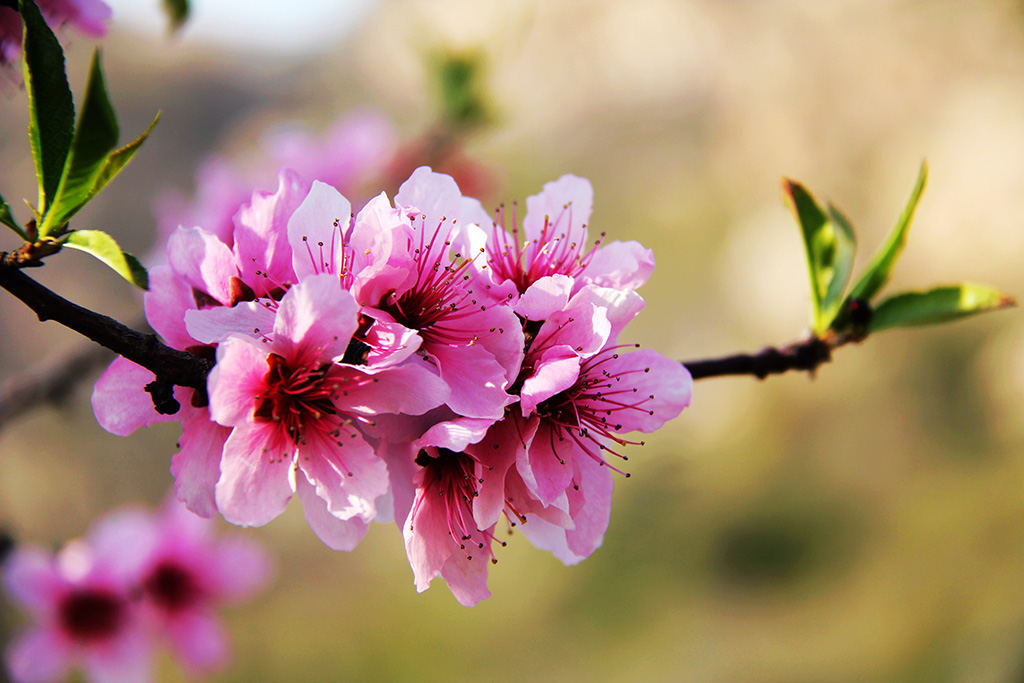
[{"left": 3, "top": 1, "right": 1024, "bottom": 681}]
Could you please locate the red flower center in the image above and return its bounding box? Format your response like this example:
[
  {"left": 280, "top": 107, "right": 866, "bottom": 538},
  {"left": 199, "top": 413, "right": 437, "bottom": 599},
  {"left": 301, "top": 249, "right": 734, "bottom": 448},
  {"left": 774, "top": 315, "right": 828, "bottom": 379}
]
[
  {"left": 142, "top": 561, "right": 201, "bottom": 613},
  {"left": 58, "top": 589, "right": 126, "bottom": 643}
]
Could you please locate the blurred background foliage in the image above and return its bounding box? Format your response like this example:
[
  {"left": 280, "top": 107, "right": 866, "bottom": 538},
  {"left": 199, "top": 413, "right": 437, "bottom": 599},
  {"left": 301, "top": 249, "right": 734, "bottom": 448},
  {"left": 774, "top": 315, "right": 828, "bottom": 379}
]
[{"left": 2, "top": 1, "right": 1024, "bottom": 681}]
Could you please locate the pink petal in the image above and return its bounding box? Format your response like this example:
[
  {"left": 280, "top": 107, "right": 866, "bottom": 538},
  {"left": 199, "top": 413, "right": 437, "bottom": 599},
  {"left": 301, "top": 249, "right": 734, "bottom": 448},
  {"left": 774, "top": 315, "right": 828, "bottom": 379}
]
[
  {"left": 470, "top": 305, "right": 525, "bottom": 386},
  {"left": 5, "top": 627, "right": 73, "bottom": 683},
  {"left": 184, "top": 302, "right": 276, "bottom": 345},
  {"left": 172, "top": 409, "right": 230, "bottom": 518},
  {"left": 272, "top": 274, "right": 358, "bottom": 365},
  {"left": 564, "top": 456, "right": 613, "bottom": 561},
  {"left": 362, "top": 319, "right": 421, "bottom": 368},
  {"left": 142, "top": 265, "right": 197, "bottom": 349},
  {"left": 533, "top": 300, "right": 610, "bottom": 361},
  {"left": 610, "top": 349, "right": 693, "bottom": 433},
  {"left": 338, "top": 363, "right": 448, "bottom": 416},
  {"left": 208, "top": 535, "right": 273, "bottom": 601},
  {"left": 165, "top": 609, "right": 230, "bottom": 674},
  {"left": 378, "top": 440, "right": 419, "bottom": 532},
  {"left": 428, "top": 342, "right": 515, "bottom": 420},
  {"left": 514, "top": 274, "right": 573, "bottom": 320},
  {"left": 295, "top": 472, "right": 370, "bottom": 551},
  {"left": 81, "top": 629, "right": 154, "bottom": 683},
  {"left": 519, "top": 345, "right": 580, "bottom": 416},
  {"left": 415, "top": 417, "right": 494, "bottom": 453},
  {"left": 91, "top": 357, "right": 174, "bottom": 437},
  {"left": 568, "top": 285, "right": 645, "bottom": 345},
  {"left": 167, "top": 226, "right": 236, "bottom": 305},
  {"left": 517, "top": 420, "right": 576, "bottom": 507},
  {"left": 295, "top": 430, "right": 387, "bottom": 522},
  {"left": 86, "top": 509, "right": 159, "bottom": 587},
  {"left": 439, "top": 549, "right": 491, "bottom": 607},
  {"left": 403, "top": 481, "right": 454, "bottom": 593},
  {"left": 469, "top": 418, "right": 520, "bottom": 530},
  {"left": 215, "top": 424, "right": 295, "bottom": 527},
  {"left": 232, "top": 169, "right": 305, "bottom": 296},
  {"left": 207, "top": 336, "right": 269, "bottom": 428},
  {"left": 287, "top": 181, "right": 350, "bottom": 280},
  {"left": 582, "top": 240, "right": 655, "bottom": 292},
  {"left": 4, "top": 548, "right": 63, "bottom": 615},
  {"left": 523, "top": 175, "right": 593, "bottom": 246},
  {"left": 349, "top": 193, "right": 412, "bottom": 305}
]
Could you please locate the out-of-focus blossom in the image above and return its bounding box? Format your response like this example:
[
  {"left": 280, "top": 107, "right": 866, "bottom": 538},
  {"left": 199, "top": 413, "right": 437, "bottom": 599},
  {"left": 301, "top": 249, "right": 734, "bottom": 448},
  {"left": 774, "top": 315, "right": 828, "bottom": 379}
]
[
  {"left": 0, "top": 0, "right": 111, "bottom": 85},
  {"left": 3, "top": 496, "right": 272, "bottom": 682}
]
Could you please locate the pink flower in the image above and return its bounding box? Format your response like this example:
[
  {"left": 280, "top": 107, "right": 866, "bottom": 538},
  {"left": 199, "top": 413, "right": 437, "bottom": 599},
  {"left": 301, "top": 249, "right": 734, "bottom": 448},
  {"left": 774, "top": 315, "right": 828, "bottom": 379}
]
[
  {"left": 477, "top": 175, "right": 656, "bottom": 301},
  {"left": 399, "top": 417, "right": 522, "bottom": 606},
  {"left": 207, "top": 274, "right": 447, "bottom": 549},
  {"left": 4, "top": 539, "right": 150, "bottom": 683},
  {"left": 92, "top": 497, "right": 272, "bottom": 676}
]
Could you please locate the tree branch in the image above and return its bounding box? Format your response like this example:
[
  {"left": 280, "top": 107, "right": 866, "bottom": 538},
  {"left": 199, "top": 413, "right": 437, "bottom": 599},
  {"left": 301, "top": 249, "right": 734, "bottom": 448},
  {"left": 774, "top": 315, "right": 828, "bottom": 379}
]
[
  {"left": 682, "top": 333, "right": 861, "bottom": 380},
  {"left": 0, "top": 255, "right": 211, "bottom": 395}
]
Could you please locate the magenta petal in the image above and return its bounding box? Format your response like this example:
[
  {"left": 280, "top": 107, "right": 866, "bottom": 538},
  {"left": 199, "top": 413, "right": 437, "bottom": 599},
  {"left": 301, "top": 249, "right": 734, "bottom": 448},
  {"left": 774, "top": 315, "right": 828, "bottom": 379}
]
[
  {"left": 470, "top": 419, "right": 520, "bottom": 530},
  {"left": 215, "top": 424, "right": 295, "bottom": 527},
  {"left": 5, "top": 627, "right": 73, "bottom": 683},
  {"left": 612, "top": 349, "right": 693, "bottom": 433},
  {"left": 534, "top": 300, "right": 610, "bottom": 361},
  {"left": 207, "top": 336, "right": 268, "bottom": 428},
  {"left": 167, "top": 226, "right": 236, "bottom": 305},
  {"left": 272, "top": 274, "right": 358, "bottom": 365},
  {"left": 439, "top": 550, "right": 491, "bottom": 607},
  {"left": 295, "top": 472, "right": 370, "bottom": 551},
  {"left": 583, "top": 240, "right": 655, "bottom": 292},
  {"left": 403, "top": 482, "right": 454, "bottom": 593},
  {"left": 296, "top": 430, "right": 387, "bottom": 522},
  {"left": 91, "top": 357, "right": 173, "bottom": 436},
  {"left": 523, "top": 175, "right": 593, "bottom": 246},
  {"left": 86, "top": 509, "right": 159, "bottom": 587},
  {"left": 379, "top": 440, "right": 419, "bottom": 533},
  {"left": 520, "top": 345, "right": 580, "bottom": 416},
  {"left": 416, "top": 417, "right": 494, "bottom": 453},
  {"left": 172, "top": 408, "right": 230, "bottom": 518},
  {"left": 568, "top": 285, "right": 645, "bottom": 345},
  {"left": 287, "top": 180, "right": 350, "bottom": 280},
  {"left": 471, "top": 305, "right": 525, "bottom": 386},
  {"left": 362, "top": 319, "right": 421, "bottom": 367},
  {"left": 166, "top": 609, "right": 229, "bottom": 674}
]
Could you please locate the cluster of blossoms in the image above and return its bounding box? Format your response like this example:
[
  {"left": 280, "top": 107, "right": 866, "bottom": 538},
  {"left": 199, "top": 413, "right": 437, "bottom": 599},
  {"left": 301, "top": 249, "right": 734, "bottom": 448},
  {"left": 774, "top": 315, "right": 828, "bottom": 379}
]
[
  {"left": 92, "top": 166, "right": 692, "bottom": 606},
  {"left": 0, "top": 0, "right": 111, "bottom": 85},
  {"left": 4, "top": 496, "right": 271, "bottom": 682}
]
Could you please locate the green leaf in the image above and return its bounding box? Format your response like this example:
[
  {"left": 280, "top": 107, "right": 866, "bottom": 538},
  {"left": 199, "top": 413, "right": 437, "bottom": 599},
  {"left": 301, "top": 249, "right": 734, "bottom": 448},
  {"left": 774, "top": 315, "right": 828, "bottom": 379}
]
[
  {"left": 84, "top": 112, "right": 161, "bottom": 206},
  {"left": 869, "top": 284, "right": 1015, "bottom": 333},
  {"left": 848, "top": 161, "right": 928, "bottom": 303},
  {"left": 63, "top": 230, "right": 149, "bottom": 289},
  {"left": 161, "top": 0, "right": 190, "bottom": 32},
  {"left": 783, "top": 179, "right": 856, "bottom": 333},
  {"left": 40, "top": 49, "right": 120, "bottom": 237},
  {"left": 436, "top": 52, "right": 487, "bottom": 128},
  {"left": 20, "top": 0, "right": 75, "bottom": 217},
  {"left": 821, "top": 204, "right": 856, "bottom": 325},
  {"left": 0, "top": 193, "right": 29, "bottom": 240}
]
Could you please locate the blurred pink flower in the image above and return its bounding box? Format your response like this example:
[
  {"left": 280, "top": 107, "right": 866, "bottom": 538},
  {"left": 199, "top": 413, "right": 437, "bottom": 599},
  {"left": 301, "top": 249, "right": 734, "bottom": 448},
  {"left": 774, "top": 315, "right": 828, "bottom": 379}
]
[
  {"left": 3, "top": 496, "right": 272, "bottom": 682},
  {"left": 0, "top": 0, "right": 111, "bottom": 85},
  {"left": 4, "top": 538, "right": 150, "bottom": 683}
]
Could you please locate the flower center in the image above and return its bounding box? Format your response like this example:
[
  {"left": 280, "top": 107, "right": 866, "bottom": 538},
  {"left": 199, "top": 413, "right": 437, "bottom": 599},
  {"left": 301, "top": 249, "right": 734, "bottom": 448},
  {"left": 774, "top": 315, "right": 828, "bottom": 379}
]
[
  {"left": 58, "top": 589, "right": 126, "bottom": 643},
  {"left": 254, "top": 353, "right": 338, "bottom": 445},
  {"left": 535, "top": 345, "right": 652, "bottom": 476},
  {"left": 142, "top": 561, "right": 201, "bottom": 613},
  {"left": 486, "top": 202, "right": 605, "bottom": 294}
]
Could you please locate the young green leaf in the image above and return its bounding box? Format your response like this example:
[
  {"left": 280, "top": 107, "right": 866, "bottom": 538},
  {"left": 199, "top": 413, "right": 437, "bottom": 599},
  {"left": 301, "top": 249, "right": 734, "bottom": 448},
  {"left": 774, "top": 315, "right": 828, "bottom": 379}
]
[
  {"left": 20, "top": 0, "right": 75, "bottom": 217},
  {"left": 847, "top": 162, "right": 928, "bottom": 303},
  {"left": 161, "top": 0, "right": 190, "bottom": 32},
  {"left": 40, "top": 49, "right": 120, "bottom": 237},
  {"left": 0, "top": 193, "right": 29, "bottom": 240},
  {"left": 62, "top": 229, "right": 149, "bottom": 289},
  {"left": 82, "top": 112, "right": 161, "bottom": 208},
  {"left": 783, "top": 179, "right": 855, "bottom": 333},
  {"left": 820, "top": 204, "right": 856, "bottom": 326},
  {"left": 869, "top": 283, "right": 1015, "bottom": 333}
]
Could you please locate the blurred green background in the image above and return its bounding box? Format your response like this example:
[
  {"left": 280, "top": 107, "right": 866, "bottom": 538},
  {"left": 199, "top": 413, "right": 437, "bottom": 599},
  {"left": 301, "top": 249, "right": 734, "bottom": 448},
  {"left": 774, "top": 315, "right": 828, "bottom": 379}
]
[{"left": 2, "top": 1, "right": 1024, "bottom": 681}]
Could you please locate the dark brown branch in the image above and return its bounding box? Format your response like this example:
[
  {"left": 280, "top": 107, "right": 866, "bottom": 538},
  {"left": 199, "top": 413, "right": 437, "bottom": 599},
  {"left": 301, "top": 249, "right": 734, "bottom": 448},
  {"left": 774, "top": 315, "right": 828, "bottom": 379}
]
[
  {"left": 0, "top": 257, "right": 211, "bottom": 394},
  {"left": 683, "top": 335, "right": 844, "bottom": 380}
]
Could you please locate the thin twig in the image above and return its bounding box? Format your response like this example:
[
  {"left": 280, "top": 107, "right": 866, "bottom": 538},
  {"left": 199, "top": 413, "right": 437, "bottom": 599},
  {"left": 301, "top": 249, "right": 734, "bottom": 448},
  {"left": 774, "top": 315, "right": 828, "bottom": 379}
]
[{"left": 682, "top": 332, "right": 863, "bottom": 380}]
